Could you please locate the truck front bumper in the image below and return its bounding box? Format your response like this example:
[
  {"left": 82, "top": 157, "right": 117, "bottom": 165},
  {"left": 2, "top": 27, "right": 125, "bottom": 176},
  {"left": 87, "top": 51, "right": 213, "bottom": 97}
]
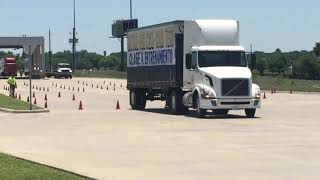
[{"left": 200, "top": 98, "right": 261, "bottom": 110}]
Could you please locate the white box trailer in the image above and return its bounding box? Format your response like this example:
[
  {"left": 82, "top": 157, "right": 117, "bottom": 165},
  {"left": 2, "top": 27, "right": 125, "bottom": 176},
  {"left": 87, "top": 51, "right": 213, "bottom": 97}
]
[{"left": 127, "top": 20, "right": 261, "bottom": 118}]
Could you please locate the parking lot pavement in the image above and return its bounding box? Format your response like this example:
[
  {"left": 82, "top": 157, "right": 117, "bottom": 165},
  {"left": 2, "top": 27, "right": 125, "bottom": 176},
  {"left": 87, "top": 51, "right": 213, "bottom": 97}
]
[{"left": 0, "top": 78, "right": 320, "bottom": 180}]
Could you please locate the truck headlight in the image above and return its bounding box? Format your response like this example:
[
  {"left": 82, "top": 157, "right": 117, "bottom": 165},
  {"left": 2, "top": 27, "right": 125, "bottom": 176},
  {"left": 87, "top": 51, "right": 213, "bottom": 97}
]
[
  {"left": 70, "top": 70, "right": 73, "bottom": 73},
  {"left": 201, "top": 87, "right": 216, "bottom": 99},
  {"left": 252, "top": 84, "right": 261, "bottom": 99},
  {"left": 58, "top": 70, "right": 62, "bottom": 73}
]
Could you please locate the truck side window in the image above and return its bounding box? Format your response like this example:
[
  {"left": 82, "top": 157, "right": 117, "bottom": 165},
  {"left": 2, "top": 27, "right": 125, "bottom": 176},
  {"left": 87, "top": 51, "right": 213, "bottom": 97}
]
[{"left": 191, "top": 51, "right": 198, "bottom": 69}]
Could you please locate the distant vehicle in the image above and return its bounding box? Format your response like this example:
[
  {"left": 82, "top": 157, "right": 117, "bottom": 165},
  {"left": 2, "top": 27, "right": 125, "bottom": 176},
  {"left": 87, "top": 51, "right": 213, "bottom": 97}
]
[
  {"left": 0, "top": 57, "right": 17, "bottom": 77},
  {"left": 46, "top": 63, "right": 72, "bottom": 79},
  {"left": 127, "top": 19, "right": 261, "bottom": 118}
]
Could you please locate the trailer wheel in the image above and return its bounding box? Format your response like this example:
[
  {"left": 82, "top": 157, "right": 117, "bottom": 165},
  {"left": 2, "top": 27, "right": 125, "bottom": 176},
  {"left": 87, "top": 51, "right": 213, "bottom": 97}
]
[
  {"left": 245, "top": 109, "right": 256, "bottom": 118},
  {"left": 130, "top": 89, "right": 146, "bottom": 110},
  {"left": 195, "top": 96, "right": 206, "bottom": 118},
  {"left": 169, "top": 90, "right": 185, "bottom": 115}
]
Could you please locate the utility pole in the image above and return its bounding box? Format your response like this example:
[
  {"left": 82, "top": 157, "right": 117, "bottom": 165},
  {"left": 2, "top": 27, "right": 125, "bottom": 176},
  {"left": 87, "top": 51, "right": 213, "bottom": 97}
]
[
  {"left": 130, "top": 0, "right": 132, "bottom": 19},
  {"left": 72, "top": 0, "right": 76, "bottom": 72},
  {"left": 49, "top": 29, "right": 52, "bottom": 73},
  {"left": 28, "top": 44, "right": 32, "bottom": 110}
]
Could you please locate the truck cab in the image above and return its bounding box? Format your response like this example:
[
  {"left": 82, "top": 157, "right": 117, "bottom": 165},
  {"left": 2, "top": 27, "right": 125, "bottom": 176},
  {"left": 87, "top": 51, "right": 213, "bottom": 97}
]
[
  {"left": 55, "top": 63, "right": 72, "bottom": 79},
  {"left": 184, "top": 46, "right": 261, "bottom": 118}
]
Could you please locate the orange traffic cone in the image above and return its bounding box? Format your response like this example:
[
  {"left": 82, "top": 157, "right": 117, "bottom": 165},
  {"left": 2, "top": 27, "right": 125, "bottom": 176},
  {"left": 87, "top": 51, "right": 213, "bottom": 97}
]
[
  {"left": 72, "top": 94, "right": 76, "bottom": 101},
  {"left": 45, "top": 94, "right": 48, "bottom": 101},
  {"left": 34, "top": 98, "right": 37, "bottom": 105},
  {"left": 116, "top": 100, "right": 120, "bottom": 110},
  {"left": 78, "top": 101, "right": 83, "bottom": 110},
  {"left": 58, "top": 92, "right": 61, "bottom": 98},
  {"left": 44, "top": 101, "right": 48, "bottom": 109}
]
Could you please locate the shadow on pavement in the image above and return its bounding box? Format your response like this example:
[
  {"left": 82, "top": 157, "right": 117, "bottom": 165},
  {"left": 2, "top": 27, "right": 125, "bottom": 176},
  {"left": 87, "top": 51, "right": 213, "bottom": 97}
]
[{"left": 141, "top": 108, "right": 260, "bottom": 120}]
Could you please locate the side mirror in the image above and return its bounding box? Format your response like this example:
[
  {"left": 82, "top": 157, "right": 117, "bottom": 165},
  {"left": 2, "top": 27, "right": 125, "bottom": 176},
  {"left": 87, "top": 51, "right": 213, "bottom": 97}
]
[{"left": 186, "top": 54, "right": 192, "bottom": 70}]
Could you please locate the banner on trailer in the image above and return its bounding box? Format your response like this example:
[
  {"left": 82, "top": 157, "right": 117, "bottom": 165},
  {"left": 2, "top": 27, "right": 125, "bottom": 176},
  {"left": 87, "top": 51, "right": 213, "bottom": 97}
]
[{"left": 128, "top": 48, "right": 175, "bottom": 68}]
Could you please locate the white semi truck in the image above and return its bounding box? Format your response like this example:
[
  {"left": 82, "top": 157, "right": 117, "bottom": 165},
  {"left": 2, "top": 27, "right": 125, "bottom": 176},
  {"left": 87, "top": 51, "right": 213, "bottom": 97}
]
[{"left": 127, "top": 19, "right": 261, "bottom": 118}]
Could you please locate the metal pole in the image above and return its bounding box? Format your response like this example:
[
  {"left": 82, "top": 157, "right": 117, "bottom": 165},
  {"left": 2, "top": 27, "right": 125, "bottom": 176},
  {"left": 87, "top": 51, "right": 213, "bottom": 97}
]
[
  {"left": 29, "top": 45, "right": 32, "bottom": 110},
  {"left": 72, "top": 0, "right": 76, "bottom": 72},
  {"left": 120, "top": 35, "right": 125, "bottom": 71},
  {"left": 49, "top": 29, "right": 52, "bottom": 72},
  {"left": 130, "top": 0, "right": 132, "bottom": 19}
]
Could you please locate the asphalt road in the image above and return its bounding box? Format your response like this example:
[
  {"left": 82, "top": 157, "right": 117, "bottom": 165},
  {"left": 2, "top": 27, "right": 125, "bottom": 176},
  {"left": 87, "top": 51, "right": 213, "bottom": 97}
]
[{"left": 0, "top": 78, "right": 319, "bottom": 180}]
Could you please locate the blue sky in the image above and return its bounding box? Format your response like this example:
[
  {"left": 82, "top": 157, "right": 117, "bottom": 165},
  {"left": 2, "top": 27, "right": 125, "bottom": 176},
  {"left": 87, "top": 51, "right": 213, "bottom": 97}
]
[{"left": 1, "top": 0, "right": 319, "bottom": 54}]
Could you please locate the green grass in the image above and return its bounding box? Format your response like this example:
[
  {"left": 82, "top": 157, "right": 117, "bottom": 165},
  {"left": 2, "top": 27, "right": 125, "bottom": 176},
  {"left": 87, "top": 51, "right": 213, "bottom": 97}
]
[
  {"left": 74, "top": 70, "right": 126, "bottom": 79},
  {"left": 0, "top": 153, "right": 89, "bottom": 180},
  {"left": 253, "top": 74, "right": 320, "bottom": 92},
  {"left": 0, "top": 93, "right": 41, "bottom": 110}
]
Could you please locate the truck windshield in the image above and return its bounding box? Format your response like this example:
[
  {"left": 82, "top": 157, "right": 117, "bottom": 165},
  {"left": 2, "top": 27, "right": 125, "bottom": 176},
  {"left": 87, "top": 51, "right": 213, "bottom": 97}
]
[
  {"left": 58, "top": 64, "right": 70, "bottom": 68},
  {"left": 198, "top": 51, "right": 247, "bottom": 67}
]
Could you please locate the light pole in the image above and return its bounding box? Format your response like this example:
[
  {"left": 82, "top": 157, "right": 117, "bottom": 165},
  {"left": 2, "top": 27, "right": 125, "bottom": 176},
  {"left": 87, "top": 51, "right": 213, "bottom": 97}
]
[
  {"left": 130, "top": 0, "right": 132, "bottom": 19},
  {"left": 72, "top": 0, "right": 76, "bottom": 72}
]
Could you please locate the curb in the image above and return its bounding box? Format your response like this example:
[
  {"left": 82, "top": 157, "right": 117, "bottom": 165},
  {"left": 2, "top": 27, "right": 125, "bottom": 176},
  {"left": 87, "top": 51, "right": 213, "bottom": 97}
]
[{"left": 0, "top": 107, "right": 50, "bottom": 114}]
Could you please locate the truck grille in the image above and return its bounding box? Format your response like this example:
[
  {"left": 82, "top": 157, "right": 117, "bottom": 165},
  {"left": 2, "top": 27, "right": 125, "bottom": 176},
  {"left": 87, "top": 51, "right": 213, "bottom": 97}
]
[
  {"left": 62, "top": 70, "right": 70, "bottom": 73},
  {"left": 221, "top": 79, "right": 249, "bottom": 96}
]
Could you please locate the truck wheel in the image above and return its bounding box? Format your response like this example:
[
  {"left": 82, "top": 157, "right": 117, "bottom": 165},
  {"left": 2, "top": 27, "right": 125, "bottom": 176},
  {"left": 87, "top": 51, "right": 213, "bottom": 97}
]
[
  {"left": 245, "top": 109, "right": 256, "bottom": 118},
  {"left": 213, "top": 109, "right": 229, "bottom": 115},
  {"left": 137, "top": 90, "right": 146, "bottom": 110},
  {"left": 169, "top": 90, "right": 185, "bottom": 115},
  {"left": 130, "top": 90, "right": 146, "bottom": 110},
  {"left": 196, "top": 96, "right": 206, "bottom": 118},
  {"left": 129, "top": 90, "right": 137, "bottom": 110}
]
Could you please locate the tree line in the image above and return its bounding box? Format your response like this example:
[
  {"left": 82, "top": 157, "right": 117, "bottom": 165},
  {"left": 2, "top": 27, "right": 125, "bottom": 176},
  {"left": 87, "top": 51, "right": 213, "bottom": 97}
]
[
  {"left": 1, "top": 42, "right": 320, "bottom": 80},
  {"left": 253, "top": 42, "right": 320, "bottom": 80},
  {"left": 45, "top": 50, "right": 126, "bottom": 71}
]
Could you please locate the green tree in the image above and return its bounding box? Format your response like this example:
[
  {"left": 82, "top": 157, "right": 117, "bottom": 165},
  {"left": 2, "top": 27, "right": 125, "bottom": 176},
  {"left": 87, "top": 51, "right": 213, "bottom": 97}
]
[
  {"left": 313, "top": 42, "right": 320, "bottom": 57},
  {"left": 256, "top": 58, "right": 266, "bottom": 75}
]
